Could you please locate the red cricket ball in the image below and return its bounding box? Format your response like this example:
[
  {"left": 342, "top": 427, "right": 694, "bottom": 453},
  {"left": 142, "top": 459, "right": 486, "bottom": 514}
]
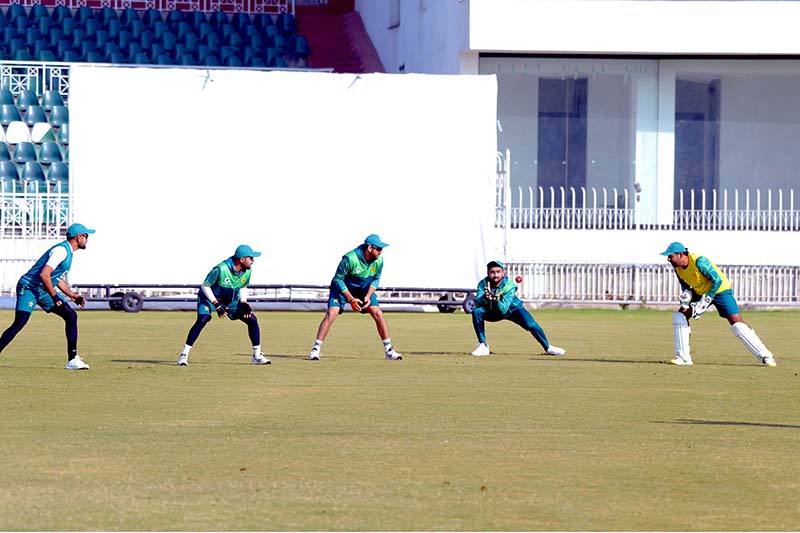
[{"left": 515, "top": 276, "right": 523, "bottom": 283}]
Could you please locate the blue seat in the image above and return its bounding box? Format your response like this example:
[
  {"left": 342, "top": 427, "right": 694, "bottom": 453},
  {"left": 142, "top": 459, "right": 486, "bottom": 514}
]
[
  {"left": 292, "top": 35, "right": 310, "bottom": 57},
  {"left": 38, "top": 141, "right": 63, "bottom": 164},
  {"left": 0, "top": 174, "right": 19, "bottom": 193},
  {"left": 84, "top": 18, "right": 100, "bottom": 37},
  {"left": 95, "top": 29, "right": 111, "bottom": 47},
  {"left": 142, "top": 8, "right": 162, "bottom": 26},
  {"left": 231, "top": 12, "right": 251, "bottom": 31},
  {"left": 107, "top": 18, "right": 122, "bottom": 38},
  {"left": 62, "top": 50, "right": 80, "bottom": 62},
  {"left": 13, "top": 142, "right": 38, "bottom": 164},
  {"left": 49, "top": 106, "right": 69, "bottom": 127},
  {"left": 58, "top": 122, "right": 69, "bottom": 145},
  {"left": 224, "top": 31, "right": 243, "bottom": 48},
  {"left": 209, "top": 11, "right": 229, "bottom": 27},
  {"left": 183, "top": 33, "right": 199, "bottom": 50},
  {"left": 167, "top": 9, "right": 187, "bottom": 25},
  {"left": 51, "top": 5, "right": 72, "bottom": 24},
  {"left": 6, "top": 4, "right": 27, "bottom": 22},
  {"left": 178, "top": 53, "right": 197, "bottom": 66},
  {"left": 276, "top": 13, "right": 296, "bottom": 35},
  {"left": 120, "top": 7, "right": 140, "bottom": 26},
  {"left": 139, "top": 30, "right": 155, "bottom": 48},
  {"left": 85, "top": 51, "right": 104, "bottom": 63},
  {"left": 47, "top": 27, "right": 64, "bottom": 47},
  {"left": 223, "top": 54, "right": 242, "bottom": 67},
  {"left": 20, "top": 161, "right": 46, "bottom": 190},
  {"left": 161, "top": 32, "right": 178, "bottom": 52},
  {"left": 0, "top": 142, "right": 10, "bottom": 160},
  {"left": 70, "top": 28, "right": 88, "bottom": 48},
  {"left": 109, "top": 51, "right": 127, "bottom": 64},
  {"left": 98, "top": 6, "right": 118, "bottom": 24},
  {"left": 103, "top": 41, "right": 120, "bottom": 58},
  {"left": 132, "top": 52, "right": 150, "bottom": 65},
  {"left": 0, "top": 88, "right": 14, "bottom": 106},
  {"left": 153, "top": 19, "right": 168, "bottom": 39},
  {"left": 126, "top": 41, "right": 143, "bottom": 59},
  {"left": 0, "top": 160, "right": 19, "bottom": 180},
  {"left": 75, "top": 6, "right": 95, "bottom": 24},
  {"left": 24, "top": 105, "right": 47, "bottom": 127},
  {"left": 2, "top": 26, "right": 19, "bottom": 42},
  {"left": 80, "top": 41, "right": 98, "bottom": 58},
  {"left": 128, "top": 19, "right": 145, "bottom": 37},
  {"left": 116, "top": 29, "right": 132, "bottom": 50},
  {"left": 36, "top": 50, "right": 56, "bottom": 62},
  {"left": 187, "top": 10, "right": 207, "bottom": 29},
  {"left": 47, "top": 161, "right": 69, "bottom": 192},
  {"left": 25, "top": 27, "right": 43, "bottom": 46},
  {"left": 0, "top": 104, "right": 21, "bottom": 126},
  {"left": 30, "top": 3, "right": 50, "bottom": 21},
  {"left": 61, "top": 18, "right": 77, "bottom": 34}
]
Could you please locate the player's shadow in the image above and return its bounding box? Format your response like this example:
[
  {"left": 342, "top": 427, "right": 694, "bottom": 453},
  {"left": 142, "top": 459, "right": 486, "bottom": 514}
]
[
  {"left": 658, "top": 419, "right": 800, "bottom": 429},
  {"left": 532, "top": 357, "right": 755, "bottom": 367}
]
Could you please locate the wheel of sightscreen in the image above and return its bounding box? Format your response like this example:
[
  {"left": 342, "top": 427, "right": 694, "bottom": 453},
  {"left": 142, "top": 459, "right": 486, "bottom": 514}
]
[
  {"left": 462, "top": 294, "right": 476, "bottom": 314},
  {"left": 109, "top": 291, "right": 124, "bottom": 311},
  {"left": 437, "top": 294, "right": 456, "bottom": 313},
  {"left": 121, "top": 291, "right": 144, "bottom": 313}
]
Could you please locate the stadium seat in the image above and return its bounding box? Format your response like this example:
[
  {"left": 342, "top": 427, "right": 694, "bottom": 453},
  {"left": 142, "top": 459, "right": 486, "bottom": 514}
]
[
  {"left": 70, "top": 28, "right": 88, "bottom": 48},
  {"left": 252, "top": 13, "right": 274, "bottom": 32},
  {"left": 41, "top": 93, "right": 62, "bottom": 113},
  {"left": 75, "top": 6, "right": 95, "bottom": 24},
  {"left": 209, "top": 11, "right": 229, "bottom": 27},
  {"left": 23, "top": 105, "right": 47, "bottom": 127},
  {"left": 84, "top": 18, "right": 100, "bottom": 38},
  {"left": 276, "top": 13, "right": 296, "bottom": 35},
  {"left": 187, "top": 10, "right": 206, "bottom": 29},
  {"left": 56, "top": 38, "right": 74, "bottom": 58},
  {"left": 85, "top": 51, "right": 104, "bottom": 63},
  {"left": 223, "top": 55, "right": 243, "bottom": 67},
  {"left": 51, "top": 5, "right": 72, "bottom": 24},
  {"left": 12, "top": 47, "right": 31, "bottom": 62},
  {"left": 36, "top": 50, "right": 57, "bottom": 62},
  {"left": 155, "top": 53, "right": 172, "bottom": 65},
  {"left": 109, "top": 51, "right": 127, "bottom": 64},
  {"left": 153, "top": 19, "right": 168, "bottom": 39},
  {"left": 128, "top": 19, "right": 145, "bottom": 37},
  {"left": 0, "top": 88, "right": 14, "bottom": 106},
  {"left": 30, "top": 3, "right": 49, "bottom": 21},
  {"left": 167, "top": 9, "right": 187, "bottom": 25},
  {"left": 98, "top": 6, "right": 118, "bottom": 24},
  {"left": 0, "top": 173, "right": 19, "bottom": 193},
  {"left": 31, "top": 122, "right": 55, "bottom": 144},
  {"left": 231, "top": 12, "right": 251, "bottom": 31},
  {"left": 116, "top": 30, "right": 133, "bottom": 50},
  {"left": 120, "top": 7, "right": 140, "bottom": 26},
  {"left": 107, "top": 18, "right": 122, "bottom": 38},
  {"left": 58, "top": 122, "right": 69, "bottom": 145},
  {"left": 61, "top": 17, "right": 77, "bottom": 34},
  {"left": 95, "top": 29, "right": 111, "bottom": 47},
  {"left": 248, "top": 56, "right": 267, "bottom": 68},
  {"left": 48, "top": 27, "right": 64, "bottom": 48},
  {"left": 161, "top": 32, "right": 178, "bottom": 53},
  {"left": 47, "top": 161, "right": 69, "bottom": 192},
  {"left": 0, "top": 160, "right": 19, "bottom": 180},
  {"left": 13, "top": 142, "right": 38, "bottom": 163},
  {"left": 80, "top": 41, "right": 98, "bottom": 58},
  {"left": 0, "top": 105, "right": 21, "bottom": 126},
  {"left": 2, "top": 26, "right": 19, "bottom": 43},
  {"left": 25, "top": 27, "right": 43, "bottom": 46},
  {"left": 0, "top": 142, "right": 10, "bottom": 160},
  {"left": 127, "top": 41, "right": 143, "bottom": 59},
  {"left": 178, "top": 53, "right": 197, "bottom": 66},
  {"left": 142, "top": 8, "right": 162, "bottom": 26},
  {"left": 103, "top": 41, "right": 121, "bottom": 58},
  {"left": 292, "top": 35, "right": 311, "bottom": 58},
  {"left": 139, "top": 30, "right": 155, "bottom": 48},
  {"left": 49, "top": 106, "right": 69, "bottom": 128},
  {"left": 20, "top": 161, "right": 46, "bottom": 190},
  {"left": 6, "top": 3, "right": 26, "bottom": 22},
  {"left": 132, "top": 52, "right": 150, "bottom": 65},
  {"left": 38, "top": 141, "right": 63, "bottom": 164},
  {"left": 62, "top": 50, "right": 80, "bottom": 62}
]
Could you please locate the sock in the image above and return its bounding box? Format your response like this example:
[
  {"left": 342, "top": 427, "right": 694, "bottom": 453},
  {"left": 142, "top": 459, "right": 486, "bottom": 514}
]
[
  {"left": 383, "top": 338, "right": 392, "bottom": 353},
  {"left": 253, "top": 345, "right": 261, "bottom": 357},
  {"left": 313, "top": 340, "right": 323, "bottom": 350},
  {"left": 181, "top": 344, "right": 192, "bottom": 356}
]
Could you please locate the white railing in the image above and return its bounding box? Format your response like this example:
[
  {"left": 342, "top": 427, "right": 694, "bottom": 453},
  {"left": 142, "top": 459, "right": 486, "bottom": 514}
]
[
  {"left": 0, "top": 0, "right": 294, "bottom": 14},
  {"left": 1, "top": 62, "right": 70, "bottom": 97},
  {"left": 0, "top": 191, "right": 70, "bottom": 239},
  {"left": 506, "top": 262, "right": 800, "bottom": 307},
  {"left": 502, "top": 185, "right": 800, "bottom": 231}
]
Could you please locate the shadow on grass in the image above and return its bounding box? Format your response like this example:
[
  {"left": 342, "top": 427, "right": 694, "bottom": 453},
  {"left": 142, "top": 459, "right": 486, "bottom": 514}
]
[
  {"left": 659, "top": 419, "right": 800, "bottom": 429},
  {"left": 530, "top": 357, "right": 755, "bottom": 367}
]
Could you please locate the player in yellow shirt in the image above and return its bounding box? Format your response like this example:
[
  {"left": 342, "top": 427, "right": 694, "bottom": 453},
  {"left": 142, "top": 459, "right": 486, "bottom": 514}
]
[{"left": 661, "top": 242, "right": 776, "bottom": 367}]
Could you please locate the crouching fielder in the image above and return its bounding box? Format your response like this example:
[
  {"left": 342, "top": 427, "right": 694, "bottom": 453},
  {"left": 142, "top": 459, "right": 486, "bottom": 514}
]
[
  {"left": 661, "top": 241, "right": 776, "bottom": 367},
  {"left": 470, "top": 260, "right": 565, "bottom": 357}
]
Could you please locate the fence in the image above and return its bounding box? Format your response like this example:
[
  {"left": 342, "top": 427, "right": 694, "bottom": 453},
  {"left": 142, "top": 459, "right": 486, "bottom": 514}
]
[
  {"left": 499, "top": 185, "right": 800, "bottom": 231},
  {"left": 0, "top": 190, "right": 69, "bottom": 238},
  {"left": 505, "top": 262, "right": 800, "bottom": 307},
  {"left": 0, "top": 0, "right": 294, "bottom": 14}
]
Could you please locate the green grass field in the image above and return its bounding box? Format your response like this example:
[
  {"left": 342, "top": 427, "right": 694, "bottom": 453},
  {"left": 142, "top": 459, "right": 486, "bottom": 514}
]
[{"left": 0, "top": 308, "right": 797, "bottom": 531}]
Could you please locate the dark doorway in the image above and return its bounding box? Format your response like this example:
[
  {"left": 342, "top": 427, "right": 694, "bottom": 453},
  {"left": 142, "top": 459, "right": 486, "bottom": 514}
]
[
  {"left": 537, "top": 78, "right": 587, "bottom": 207},
  {"left": 674, "top": 79, "right": 720, "bottom": 210}
]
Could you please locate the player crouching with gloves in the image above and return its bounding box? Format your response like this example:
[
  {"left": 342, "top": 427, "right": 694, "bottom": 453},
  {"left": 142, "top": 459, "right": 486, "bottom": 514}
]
[{"left": 662, "top": 241, "right": 776, "bottom": 367}]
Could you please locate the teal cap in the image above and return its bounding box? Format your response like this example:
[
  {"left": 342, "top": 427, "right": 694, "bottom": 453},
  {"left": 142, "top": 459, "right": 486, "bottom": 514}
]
[
  {"left": 364, "top": 234, "right": 388, "bottom": 248},
  {"left": 234, "top": 244, "right": 261, "bottom": 259},
  {"left": 487, "top": 260, "right": 505, "bottom": 269},
  {"left": 66, "top": 223, "right": 95, "bottom": 238},
  {"left": 661, "top": 242, "right": 688, "bottom": 256}
]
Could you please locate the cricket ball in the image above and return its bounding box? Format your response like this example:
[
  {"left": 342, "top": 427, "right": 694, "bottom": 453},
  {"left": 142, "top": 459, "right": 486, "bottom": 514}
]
[{"left": 515, "top": 276, "right": 523, "bottom": 283}]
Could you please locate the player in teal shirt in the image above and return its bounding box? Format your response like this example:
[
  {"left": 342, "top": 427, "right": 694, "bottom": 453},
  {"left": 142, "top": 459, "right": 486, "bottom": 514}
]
[
  {"left": 470, "top": 260, "right": 566, "bottom": 357},
  {"left": 307, "top": 234, "right": 403, "bottom": 361},
  {"left": 0, "top": 223, "right": 94, "bottom": 370},
  {"left": 177, "top": 244, "right": 270, "bottom": 366}
]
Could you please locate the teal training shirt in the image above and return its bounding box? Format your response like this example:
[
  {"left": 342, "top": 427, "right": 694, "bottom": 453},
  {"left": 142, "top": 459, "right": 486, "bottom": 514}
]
[
  {"left": 475, "top": 276, "right": 523, "bottom": 316},
  {"left": 331, "top": 245, "right": 383, "bottom": 294},
  {"left": 198, "top": 257, "right": 252, "bottom": 307},
  {"left": 19, "top": 241, "right": 73, "bottom": 289}
]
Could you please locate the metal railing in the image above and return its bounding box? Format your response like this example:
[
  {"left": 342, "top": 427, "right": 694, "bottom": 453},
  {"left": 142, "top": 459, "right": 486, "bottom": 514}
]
[
  {"left": 0, "top": 190, "right": 70, "bottom": 239},
  {"left": 499, "top": 185, "right": 800, "bottom": 231},
  {"left": 0, "top": 0, "right": 294, "bottom": 14},
  {"left": 505, "top": 262, "right": 800, "bottom": 307}
]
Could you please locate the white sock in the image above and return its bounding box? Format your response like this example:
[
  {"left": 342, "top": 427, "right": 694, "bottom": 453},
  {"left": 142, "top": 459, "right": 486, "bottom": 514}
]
[
  {"left": 313, "top": 340, "right": 323, "bottom": 350},
  {"left": 182, "top": 344, "right": 192, "bottom": 356},
  {"left": 383, "top": 338, "right": 392, "bottom": 353},
  {"left": 253, "top": 345, "right": 261, "bottom": 357}
]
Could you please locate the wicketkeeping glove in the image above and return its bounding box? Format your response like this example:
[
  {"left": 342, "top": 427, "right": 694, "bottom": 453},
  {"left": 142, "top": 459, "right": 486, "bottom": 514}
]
[
  {"left": 678, "top": 289, "right": 692, "bottom": 309},
  {"left": 215, "top": 302, "right": 228, "bottom": 317},
  {"left": 692, "top": 294, "right": 713, "bottom": 320}
]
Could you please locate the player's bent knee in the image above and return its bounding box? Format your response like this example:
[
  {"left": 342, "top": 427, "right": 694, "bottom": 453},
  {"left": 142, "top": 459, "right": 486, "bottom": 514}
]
[{"left": 672, "top": 311, "right": 688, "bottom": 327}]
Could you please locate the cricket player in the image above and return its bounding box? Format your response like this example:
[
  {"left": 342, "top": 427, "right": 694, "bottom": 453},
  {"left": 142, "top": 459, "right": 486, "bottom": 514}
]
[
  {"left": 0, "top": 223, "right": 94, "bottom": 370},
  {"left": 307, "top": 234, "right": 403, "bottom": 361},
  {"left": 662, "top": 241, "right": 777, "bottom": 367},
  {"left": 470, "top": 260, "right": 566, "bottom": 357},
  {"left": 177, "top": 244, "right": 270, "bottom": 366}
]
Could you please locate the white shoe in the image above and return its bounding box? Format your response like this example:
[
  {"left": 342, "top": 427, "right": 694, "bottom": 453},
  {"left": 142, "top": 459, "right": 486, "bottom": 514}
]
[
  {"left": 65, "top": 355, "right": 89, "bottom": 370},
  {"left": 252, "top": 353, "right": 271, "bottom": 365},
  {"left": 545, "top": 345, "right": 566, "bottom": 356},
  {"left": 308, "top": 347, "right": 320, "bottom": 361},
  {"left": 470, "top": 343, "right": 490, "bottom": 356},
  {"left": 761, "top": 355, "right": 777, "bottom": 367},
  {"left": 669, "top": 354, "right": 694, "bottom": 365},
  {"left": 177, "top": 354, "right": 188, "bottom": 366},
  {"left": 385, "top": 349, "right": 403, "bottom": 360}
]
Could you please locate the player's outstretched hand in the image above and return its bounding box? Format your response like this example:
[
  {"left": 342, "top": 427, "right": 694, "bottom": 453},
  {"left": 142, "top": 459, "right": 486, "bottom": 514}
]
[
  {"left": 73, "top": 295, "right": 86, "bottom": 307},
  {"left": 350, "top": 299, "right": 363, "bottom": 312},
  {"left": 692, "top": 294, "right": 713, "bottom": 320}
]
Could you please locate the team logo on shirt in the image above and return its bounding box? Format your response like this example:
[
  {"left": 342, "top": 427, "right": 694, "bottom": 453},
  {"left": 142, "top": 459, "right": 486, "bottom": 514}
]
[
  {"left": 224, "top": 277, "right": 231, "bottom": 284},
  {"left": 355, "top": 267, "right": 361, "bottom": 274}
]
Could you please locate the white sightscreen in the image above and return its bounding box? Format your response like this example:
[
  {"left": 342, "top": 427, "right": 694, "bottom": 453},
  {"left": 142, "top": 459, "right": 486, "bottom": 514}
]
[{"left": 67, "top": 66, "right": 498, "bottom": 289}]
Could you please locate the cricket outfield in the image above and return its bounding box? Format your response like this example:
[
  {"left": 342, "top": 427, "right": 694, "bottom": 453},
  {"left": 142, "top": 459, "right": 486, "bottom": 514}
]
[{"left": 0, "top": 309, "right": 797, "bottom": 531}]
